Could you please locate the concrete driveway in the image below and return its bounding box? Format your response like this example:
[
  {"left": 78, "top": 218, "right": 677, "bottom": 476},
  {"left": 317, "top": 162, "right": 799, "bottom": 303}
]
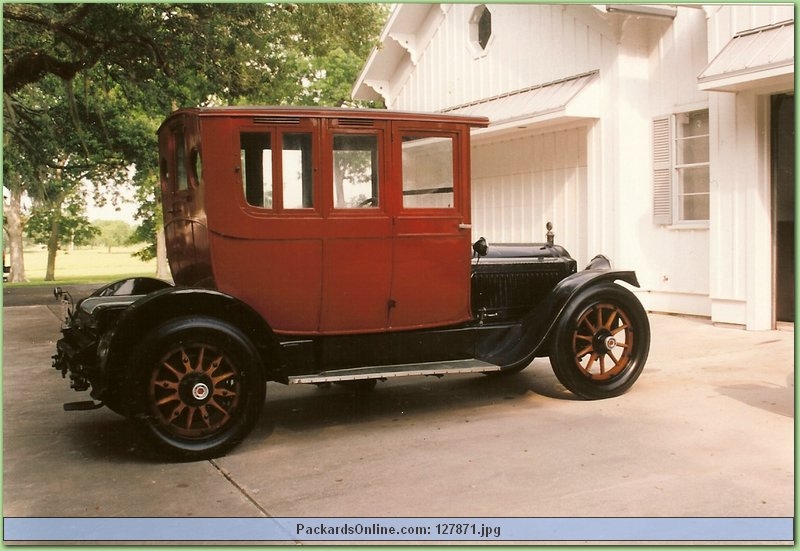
[{"left": 1, "top": 290, "right": 794, "bottom": 543}]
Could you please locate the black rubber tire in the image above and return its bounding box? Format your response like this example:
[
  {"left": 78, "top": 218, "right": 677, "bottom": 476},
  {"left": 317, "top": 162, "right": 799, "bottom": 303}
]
[
  {"left": 549, "top": 283, "right": 650, "bottom": 400},
  {"left": 125, "top": 316, "right": 266, "bottom": 460},
  {"left": 101, "top": 391, "right": 126, "bottom": 417}
]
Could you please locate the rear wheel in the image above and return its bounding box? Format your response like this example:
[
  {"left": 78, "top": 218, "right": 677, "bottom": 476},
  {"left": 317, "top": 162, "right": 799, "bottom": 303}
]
[
  {"left": 549, "top": 283, "right": 649, "bottom": 399},
  {"left": 126, "top": 316, "right": 266, "bottom": 460}
]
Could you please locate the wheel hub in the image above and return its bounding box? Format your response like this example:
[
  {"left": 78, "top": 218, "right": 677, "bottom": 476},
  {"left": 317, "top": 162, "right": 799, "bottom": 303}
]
[
  {"left": 593, "top": 330, "right": 617, "bottom": 354},
  {"left": 179, "top": 374, "right": 214, "bottom": 406},
  {"left": 192, "top": 382, "right": 210, "bottom": 401}
]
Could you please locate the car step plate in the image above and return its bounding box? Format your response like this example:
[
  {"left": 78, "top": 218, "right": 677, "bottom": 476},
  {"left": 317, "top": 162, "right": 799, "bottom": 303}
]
[{"left": 288, "top": 359, "right": 501, "bottom": 385}]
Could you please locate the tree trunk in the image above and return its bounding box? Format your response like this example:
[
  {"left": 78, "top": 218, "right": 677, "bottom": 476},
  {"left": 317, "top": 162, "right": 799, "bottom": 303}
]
[
  {"left": 155, "top": 226, "right": 169, "bottom": 280},
  {"left": 333, "top": 158, "right": 346, "bottom": 207},
  {"left": 5, "top": 186, "right": 27, "bottom": 283},
  {"left": 45, "top": 209, "right": 61, "bottom": 281}
]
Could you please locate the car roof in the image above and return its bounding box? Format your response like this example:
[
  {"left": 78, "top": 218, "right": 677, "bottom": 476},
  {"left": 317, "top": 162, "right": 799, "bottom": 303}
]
[{"left": 161, "top": 105, "right": 489, "bottom": 129}]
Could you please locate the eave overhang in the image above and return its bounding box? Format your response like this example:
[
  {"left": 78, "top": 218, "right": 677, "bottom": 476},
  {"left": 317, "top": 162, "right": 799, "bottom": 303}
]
[
  {"left": 698, "top": 20, "right": 794, "bottom": 93},
  {"left": 443, "top": 71, "right": 600, "bottom": 136},
  {"left": 351, "top": 4, "right": 447, "bottom": 104}
]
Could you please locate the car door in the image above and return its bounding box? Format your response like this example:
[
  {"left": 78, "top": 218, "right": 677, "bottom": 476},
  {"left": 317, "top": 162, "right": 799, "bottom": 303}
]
[
  {"left": 318, "top": 118, "right": 393, "bottom": 333},
  {"left": 203, "top": 115, "right": 325, "bottom": 334},
  {"left": 388, "top": 124, "right": 473, "bottom": 330}
]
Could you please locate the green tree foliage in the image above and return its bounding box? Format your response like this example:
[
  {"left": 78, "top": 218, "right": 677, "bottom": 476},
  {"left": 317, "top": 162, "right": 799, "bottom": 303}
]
[
  {"left": 92, "top": 220, "right": 135, "bottom": 252},
  {"left": 25, "top": 191, "right": 99, "bottom": 281},
  {"left": 3, "top": 3, "right": 388, "bottom": 280},
  {"left": 26, "top": 201, "right": 98, "bottom": 249}
]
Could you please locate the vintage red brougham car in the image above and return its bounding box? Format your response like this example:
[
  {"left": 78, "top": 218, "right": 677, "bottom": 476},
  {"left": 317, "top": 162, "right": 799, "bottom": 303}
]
[{"left": 53, "top": 107, "right": 650, "bottom": 459}]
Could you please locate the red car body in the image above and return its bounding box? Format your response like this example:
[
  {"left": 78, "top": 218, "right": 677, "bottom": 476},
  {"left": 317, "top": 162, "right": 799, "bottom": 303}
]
[{"left": 159, "top": 107, "right": 487, "bottom": 335}]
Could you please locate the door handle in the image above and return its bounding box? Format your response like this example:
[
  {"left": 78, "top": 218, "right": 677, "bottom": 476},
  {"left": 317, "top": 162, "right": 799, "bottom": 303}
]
[{"left": 458, "top": 223, "right": 472, "bottom": 230}]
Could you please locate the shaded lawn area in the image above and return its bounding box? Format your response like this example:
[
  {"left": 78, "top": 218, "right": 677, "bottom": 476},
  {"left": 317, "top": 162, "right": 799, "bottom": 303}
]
[{"left": 10, "top": 246, "right": 160, "bottom": 286}]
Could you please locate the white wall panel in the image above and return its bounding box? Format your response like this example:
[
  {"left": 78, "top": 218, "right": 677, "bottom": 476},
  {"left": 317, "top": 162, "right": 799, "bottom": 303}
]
[
  {"left": 704, "top": 4, "right": 792, "bottom": 328},
  {"left": 471, "top": 127, "right": 589, "bottom": 265},
  {"left": 649, "top": 8, "right": 709, "bottom": 114},
  {"left": 706, "top": 4, "right": 795, "bottom": 55},
  {"left": 622, "top": 7, "right": 712, "bottom": 317},
  {"left": 392, "top": 4, "right": 612, "bottom": 112}
]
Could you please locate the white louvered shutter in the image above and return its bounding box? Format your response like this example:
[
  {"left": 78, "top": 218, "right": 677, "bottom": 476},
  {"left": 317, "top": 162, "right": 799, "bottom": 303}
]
[{"left": 652, "top": 116, "right": 672, "bottom": 225}]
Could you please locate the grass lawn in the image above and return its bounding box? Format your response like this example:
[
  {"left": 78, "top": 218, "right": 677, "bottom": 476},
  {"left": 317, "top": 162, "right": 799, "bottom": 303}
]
[{"left": 9, "top": 246, "right": 161, "bottom": 286}]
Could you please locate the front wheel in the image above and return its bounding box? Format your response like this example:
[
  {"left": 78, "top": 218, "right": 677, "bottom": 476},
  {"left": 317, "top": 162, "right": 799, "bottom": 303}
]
[
  {"left": 125, "top": 316, "right": 266, "bottom": 460},
  {"left": 549, "top": 283, "right": 650, "bottom": 400}
]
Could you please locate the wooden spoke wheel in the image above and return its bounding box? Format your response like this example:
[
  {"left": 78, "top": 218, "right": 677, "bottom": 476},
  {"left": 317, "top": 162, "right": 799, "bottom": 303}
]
[
  {"left": 127, "top": 316, "right": 265, "bottom": 460},
  {"left": 148, "top": 343, "right": 243, "bottom": 439},
  {"left": 572, "top": 302, "right": 635, "bottom": 381},
  {"left": 550, "top": 283, "right": 650, "bottom": 399}
]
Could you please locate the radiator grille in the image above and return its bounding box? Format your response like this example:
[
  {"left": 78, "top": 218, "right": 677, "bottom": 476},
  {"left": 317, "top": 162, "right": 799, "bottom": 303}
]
[{"left": 471, "top": 264, "right": 572, "bottom": 320}]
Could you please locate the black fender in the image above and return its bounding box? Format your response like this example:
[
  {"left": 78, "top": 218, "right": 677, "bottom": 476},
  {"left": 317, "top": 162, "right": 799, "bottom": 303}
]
[
  {"left": 88, "top": 277, "right": 174, "bottom": 298},
  {"left": 477, "top": 255, "right": 642, "bottom": 369},
  {"left": 96, "top": 286, "right": 282, "bottom": 401}
]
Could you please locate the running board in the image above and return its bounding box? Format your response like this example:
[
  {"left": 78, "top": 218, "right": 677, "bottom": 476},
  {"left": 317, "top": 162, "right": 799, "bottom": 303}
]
[{"left": 288, "top": 359, "right": 501, "bottom": 385}]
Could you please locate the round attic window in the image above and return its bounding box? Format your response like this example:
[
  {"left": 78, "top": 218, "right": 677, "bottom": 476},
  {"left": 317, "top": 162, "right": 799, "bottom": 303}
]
[{"left": 470, "top": 5, "right": 492, "bottom": 53}]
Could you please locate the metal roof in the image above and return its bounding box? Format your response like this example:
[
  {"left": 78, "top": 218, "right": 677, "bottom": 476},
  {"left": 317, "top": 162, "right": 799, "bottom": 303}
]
[
  {"left": 698, "top": 20, "right": 794, "bottom": 92},
  {"left": 443, "top": 71, "right": 600, "bottom": 131}
]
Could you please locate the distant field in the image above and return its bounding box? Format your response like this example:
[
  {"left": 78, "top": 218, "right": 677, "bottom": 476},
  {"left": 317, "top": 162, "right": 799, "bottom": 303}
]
[{"left": 11, "top": 246, "right": 160, "bottom": 285}]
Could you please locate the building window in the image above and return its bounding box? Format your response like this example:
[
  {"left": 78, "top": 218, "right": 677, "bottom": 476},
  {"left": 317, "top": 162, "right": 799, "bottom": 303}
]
[
  {"left": 470, "top": 5, "right": 492, "bottom": 53},
  {"left": 652, "top": 109, "right": 710, "bottom": 225}
]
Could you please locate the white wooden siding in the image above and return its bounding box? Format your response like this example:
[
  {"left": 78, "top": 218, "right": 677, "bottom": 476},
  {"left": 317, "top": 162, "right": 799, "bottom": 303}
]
[
  {"left": 392, "top": 4, "right": 612, "bottom": 112},
  {"left": 706, "top": 4, "right": 795, "bottom": 56},
  {"left": 625, "top": 7, "right": 712, "bottom": 317},
  {"left": 704, "top": 4, "right": 793, "bottom": 328},
  {"left": 649, "top": 8, "right": 709, "bottom": 115},
  {"left": 471, "top": 127, "right": 589, "bottom": 265}
]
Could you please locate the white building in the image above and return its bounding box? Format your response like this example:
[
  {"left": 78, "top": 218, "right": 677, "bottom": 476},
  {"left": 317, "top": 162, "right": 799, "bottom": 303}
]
[{"left": 353, "top": 3, "right": 794, "bottom": 330}]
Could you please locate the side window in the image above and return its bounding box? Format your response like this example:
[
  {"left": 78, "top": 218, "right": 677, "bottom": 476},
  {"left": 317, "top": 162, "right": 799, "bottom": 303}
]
[
  {"left": 176, "top": 128, "right": 188, "bottom": 191},
  {"left": 240, "top": 132, "right": 273, "bottom": 209},
  {"left": 190, "top": 146, "right": 202, "bottom": 187},
  {"left": 333, "top": 134, "right": 380, "bottom": 208},
  {"left": 282, "top": 133, "right": 314, "bottom": 209},
  {"left": 401, "top": 135, "right": 455, "bottom": 209}
]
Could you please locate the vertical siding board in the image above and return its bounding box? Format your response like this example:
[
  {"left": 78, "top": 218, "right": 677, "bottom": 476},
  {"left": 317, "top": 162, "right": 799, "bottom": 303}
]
[
  {"left": 515, "top": 173, "right": 524, "bottom": 242},
  {"left": 563, "top": 9, "right": 577, "bottom": 72},
  {"left": 391, "top": 3, "right": 615, "bottom": 112},
  {"left": 577, "top": 164, "right": 589, "bottom": 264},
  {"left": 471, "top": 129, "right": 588, "bottom": 251}
]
